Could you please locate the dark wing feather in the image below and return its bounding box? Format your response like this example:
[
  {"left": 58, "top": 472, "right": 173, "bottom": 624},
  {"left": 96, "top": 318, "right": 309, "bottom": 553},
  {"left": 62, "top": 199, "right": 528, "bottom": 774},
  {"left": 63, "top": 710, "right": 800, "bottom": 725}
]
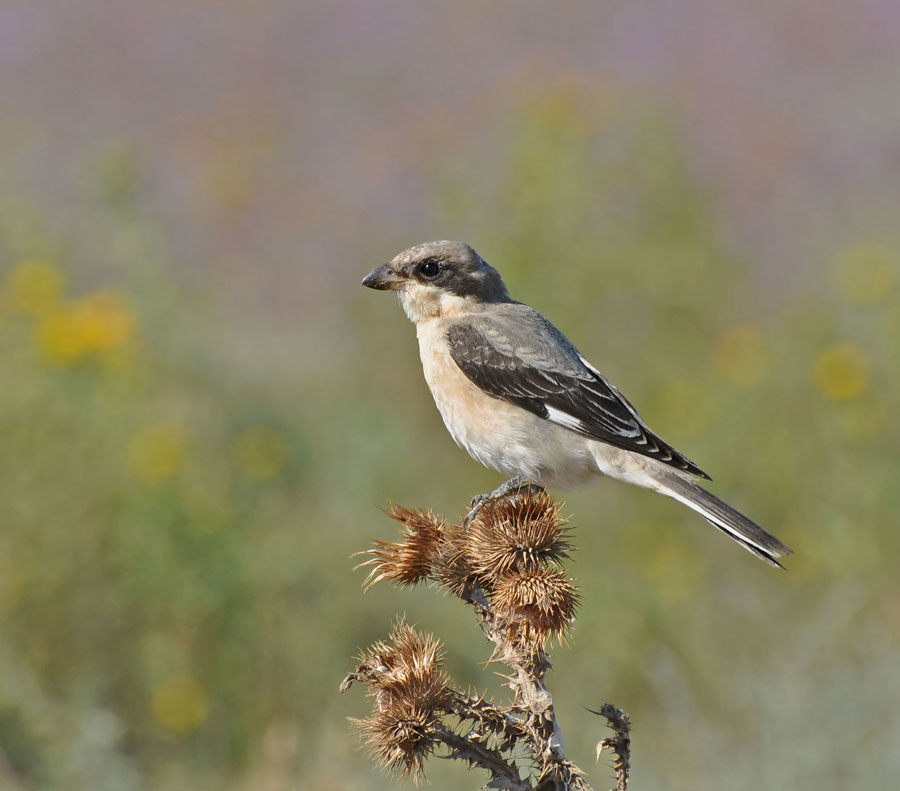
[{"left": 446, "top": 315, "right": 710, "bottom": 479}]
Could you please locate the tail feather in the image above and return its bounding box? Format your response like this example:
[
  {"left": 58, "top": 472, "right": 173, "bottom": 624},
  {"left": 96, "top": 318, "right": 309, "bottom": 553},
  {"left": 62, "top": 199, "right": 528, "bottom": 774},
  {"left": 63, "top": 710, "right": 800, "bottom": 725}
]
[{"left": 660, "top": 474, "right": 792, "bottom": 568}]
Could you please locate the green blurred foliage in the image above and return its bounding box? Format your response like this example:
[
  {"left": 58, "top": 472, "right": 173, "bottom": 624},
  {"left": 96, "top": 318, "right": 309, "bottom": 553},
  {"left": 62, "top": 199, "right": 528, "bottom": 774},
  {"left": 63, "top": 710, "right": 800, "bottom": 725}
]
[{"left": 1, "top": 98, "right": 899, "bottom": 791}]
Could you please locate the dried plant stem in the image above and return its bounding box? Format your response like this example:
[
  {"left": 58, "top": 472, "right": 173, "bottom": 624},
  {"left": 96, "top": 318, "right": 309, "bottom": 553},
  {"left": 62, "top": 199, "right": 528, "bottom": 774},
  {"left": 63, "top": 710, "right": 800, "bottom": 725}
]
[
  {"left": 592, "top": 704, "right": 631, "bottom": 791},
  {"left": 434, "top": 726, "right": 529, "bottom": 790},
  {"left": 466, "top": 589, "right": 590, "bottom": 791}
]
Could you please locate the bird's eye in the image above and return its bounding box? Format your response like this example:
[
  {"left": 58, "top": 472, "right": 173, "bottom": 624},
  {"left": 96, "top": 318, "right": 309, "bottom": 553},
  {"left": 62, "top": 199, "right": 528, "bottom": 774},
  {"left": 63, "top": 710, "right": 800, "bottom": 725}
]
[{"left": 418, "top": 260, "right": 441, "bottom": 279}]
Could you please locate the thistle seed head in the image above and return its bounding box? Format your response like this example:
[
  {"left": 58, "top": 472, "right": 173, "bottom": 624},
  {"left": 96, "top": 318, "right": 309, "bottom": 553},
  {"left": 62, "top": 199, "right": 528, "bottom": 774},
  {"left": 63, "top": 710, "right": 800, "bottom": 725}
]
[
  {"left": 464, "top": 491, "right": 571, "bottom": 583},
  {"left": 357, "top": 505, "right": 445, "bottom": 588},
  {"left": 431, "top": 525, "right": 481, "bottom": 598},
  {"left": 347, "top": 623, "right": 448, "bottom": 781},
  {"left": 355, "top": 692, "right": 442, "bottom": 779},
  {"left": 492, "top": 568, "right": 579, "bottom": 647},
  {"left": 343, "top": 620, "right": 446, "bottom": 697}
]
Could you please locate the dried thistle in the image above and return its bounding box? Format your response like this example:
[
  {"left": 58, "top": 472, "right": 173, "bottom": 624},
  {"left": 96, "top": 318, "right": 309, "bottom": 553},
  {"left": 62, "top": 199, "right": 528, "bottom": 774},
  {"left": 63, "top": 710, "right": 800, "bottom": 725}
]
[
  {"left": 342, "top": 620, "right": 446, "bottom": 698},
  {"left": 492, "top": 568, "right": 579, "bottom": 647},
  {"left": 431, "top": 524, "right": 481, "bottom": 598},
  {"left": 464, "top": 491, "right": 571, "bottom": 582},
  {"left": 346, "top": 623, "right": 450, "bottom": 780},
  {"left": 355, "top": 691, "right": 443, "bottom": 778},
  {"left": 345, "top": 492, "right": 631, "bottom": 790},
  {"left": 357, "top": 505, "right": 445, "bottom": 588},
  {"left": 388, "top": 621, "right": 446, "bottom": 689}
]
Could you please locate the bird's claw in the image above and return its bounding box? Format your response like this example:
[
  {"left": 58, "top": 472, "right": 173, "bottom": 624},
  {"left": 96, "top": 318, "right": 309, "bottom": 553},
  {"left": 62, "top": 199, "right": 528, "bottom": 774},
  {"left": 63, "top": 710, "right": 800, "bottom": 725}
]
[
  {"left": 462, "top": 493, "right": 491, "bottom": 528},
  {"left": 461, "top": 478, "right": 546, "bottom": 528}
]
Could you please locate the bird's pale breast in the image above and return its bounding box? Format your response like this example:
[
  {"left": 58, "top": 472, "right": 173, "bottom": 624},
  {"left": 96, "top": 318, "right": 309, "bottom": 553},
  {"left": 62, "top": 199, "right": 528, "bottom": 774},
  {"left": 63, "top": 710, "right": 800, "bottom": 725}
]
[{"left": 415, "top": 319, "right": 599, "bottom": 487}]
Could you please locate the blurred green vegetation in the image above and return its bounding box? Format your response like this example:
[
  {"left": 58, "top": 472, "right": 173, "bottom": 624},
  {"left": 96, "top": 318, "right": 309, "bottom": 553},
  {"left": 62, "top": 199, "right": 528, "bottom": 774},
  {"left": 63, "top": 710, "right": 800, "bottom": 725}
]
[{"left": 1, "top": 98, "right": 899, "bottom": 791}]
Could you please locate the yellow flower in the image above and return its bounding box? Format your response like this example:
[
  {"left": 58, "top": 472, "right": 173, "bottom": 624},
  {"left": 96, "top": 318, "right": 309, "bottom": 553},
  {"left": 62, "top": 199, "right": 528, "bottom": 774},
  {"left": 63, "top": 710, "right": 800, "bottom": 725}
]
[
  {"left": 7, "top": 260, "right": 64, "bottom": 315},
  {"left": 36, "top": 291, "right": 136, "bottom": 364},
  {"left": 72, "top": 291, "right": 135, "bottom": 350},
  {"left": 714, "top": 324, "right": 768, "bottom": 387},
  {"left": 833, "top": 243, "right": 896, "bottom": 305},
  {"left": 151, "top": 676, "right": 208, "bottom": 734},
  {"left": 231, "top": 425, "right": 289, "bottom": 479},
  {"left": 35, "top": 312, "right": 83, "bottom": 363},
  {"left": 813, "top": 343, "right": 870, "bottom": 402},
  {"left": 129, "top": 425, "right": 185, "bottom": 481}
]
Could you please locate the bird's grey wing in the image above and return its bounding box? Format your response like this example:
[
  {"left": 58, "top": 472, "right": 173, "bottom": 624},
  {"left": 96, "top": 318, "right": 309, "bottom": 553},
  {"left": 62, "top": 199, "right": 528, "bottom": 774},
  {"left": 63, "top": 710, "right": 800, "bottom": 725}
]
[{"left": 446, "top": 310, "right": 710, "bottom": 479}]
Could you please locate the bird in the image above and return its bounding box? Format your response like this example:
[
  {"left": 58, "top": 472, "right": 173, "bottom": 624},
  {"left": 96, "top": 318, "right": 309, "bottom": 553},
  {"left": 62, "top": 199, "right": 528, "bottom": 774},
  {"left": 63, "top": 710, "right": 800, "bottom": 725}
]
[{"left": 362, "top": 240, "right": 791, "bottom": 567}]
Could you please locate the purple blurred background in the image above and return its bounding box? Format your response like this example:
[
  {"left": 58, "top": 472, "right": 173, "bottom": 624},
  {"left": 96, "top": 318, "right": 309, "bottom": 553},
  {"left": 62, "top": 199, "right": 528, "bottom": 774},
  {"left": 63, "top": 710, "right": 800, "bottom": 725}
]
[{"left": 3, "top": 0, "right": 898, "bottom": 314}]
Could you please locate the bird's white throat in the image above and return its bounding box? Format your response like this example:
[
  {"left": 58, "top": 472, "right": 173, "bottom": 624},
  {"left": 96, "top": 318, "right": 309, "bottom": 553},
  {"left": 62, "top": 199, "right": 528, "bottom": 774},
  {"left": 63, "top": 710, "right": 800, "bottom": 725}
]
[{"left": 397, "top": 284, "right": 480, "bottom": 323}]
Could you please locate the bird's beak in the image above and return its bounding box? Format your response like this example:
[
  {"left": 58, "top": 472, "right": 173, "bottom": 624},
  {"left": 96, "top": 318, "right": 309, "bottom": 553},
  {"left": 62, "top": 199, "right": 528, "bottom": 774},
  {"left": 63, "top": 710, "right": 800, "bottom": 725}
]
[{"left": 362, "top": 264, "right": 404, "bottom": 291}]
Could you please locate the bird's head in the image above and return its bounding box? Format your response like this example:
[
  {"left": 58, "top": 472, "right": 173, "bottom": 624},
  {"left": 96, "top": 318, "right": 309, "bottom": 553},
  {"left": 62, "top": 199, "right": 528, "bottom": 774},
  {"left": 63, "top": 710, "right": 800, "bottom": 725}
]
[{"left": 362, "top": 241, "right": 509, "bottom": 323}]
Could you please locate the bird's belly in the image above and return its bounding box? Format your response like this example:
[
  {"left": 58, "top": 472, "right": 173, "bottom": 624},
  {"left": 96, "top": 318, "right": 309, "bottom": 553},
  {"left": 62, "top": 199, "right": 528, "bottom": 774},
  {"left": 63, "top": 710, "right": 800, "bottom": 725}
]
[{"left": 417, "top": 324, "right": 597, "bottom": 488}]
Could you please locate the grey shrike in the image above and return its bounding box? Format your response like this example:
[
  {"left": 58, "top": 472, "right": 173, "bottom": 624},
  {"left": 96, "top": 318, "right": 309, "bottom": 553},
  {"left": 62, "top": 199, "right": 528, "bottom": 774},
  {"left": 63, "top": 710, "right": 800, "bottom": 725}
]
[{"left": 362, "top": 240, "right": 791, "bottom": 567}]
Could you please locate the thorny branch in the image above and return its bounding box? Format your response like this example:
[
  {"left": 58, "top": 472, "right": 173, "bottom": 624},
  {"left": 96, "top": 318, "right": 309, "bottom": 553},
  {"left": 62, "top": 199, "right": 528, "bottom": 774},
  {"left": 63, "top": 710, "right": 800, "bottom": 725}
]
[
  {"left": 341, "top": 491, "right": 632, "bottom": 790},
  {"left": 591, "top": 704, "right": 631, "bottom": 791}
]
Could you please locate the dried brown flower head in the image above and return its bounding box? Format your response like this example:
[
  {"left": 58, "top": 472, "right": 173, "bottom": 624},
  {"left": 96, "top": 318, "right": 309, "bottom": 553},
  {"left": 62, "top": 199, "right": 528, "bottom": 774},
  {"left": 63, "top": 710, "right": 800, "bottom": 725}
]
[
  {"left": 464, "top": 491, "right": 571, "bottom": 582},
  {"left": 343, "top": 620, "right": 446, "bottom": 697},
  {"left": 430, "top": 525, "right": 481, "bottom": 598},
  {"left": 387, "top": 621, "right": 446, "bottom": 689},
  {"left": 492, "top": 568, "right": 579, "bottom": 646},
  {"left": 355, "top": 691, "right": 442, "bottom": 779},
  {"left": 357, "top": 506, "right": 445, "bottom": 588},
  {"left": 346, "top": 622, "right": 450, "bottom": 780}
]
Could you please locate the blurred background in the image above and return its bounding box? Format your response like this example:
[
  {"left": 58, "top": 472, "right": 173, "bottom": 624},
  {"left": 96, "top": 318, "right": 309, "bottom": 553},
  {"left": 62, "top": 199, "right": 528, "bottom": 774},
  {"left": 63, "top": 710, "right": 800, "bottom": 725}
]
[{"left": 1, "top": 1, "right": 899, "bottom": 789}]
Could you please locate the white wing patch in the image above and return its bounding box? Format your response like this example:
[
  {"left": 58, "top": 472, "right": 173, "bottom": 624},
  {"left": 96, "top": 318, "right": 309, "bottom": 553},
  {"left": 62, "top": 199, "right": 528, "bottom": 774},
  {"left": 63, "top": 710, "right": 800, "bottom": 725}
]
[
  {"left": 545, "top": 405, "right": 586, "bottom": 433},
  {"left": 547, "top": 402, "right": 643, "bottom": 440}
]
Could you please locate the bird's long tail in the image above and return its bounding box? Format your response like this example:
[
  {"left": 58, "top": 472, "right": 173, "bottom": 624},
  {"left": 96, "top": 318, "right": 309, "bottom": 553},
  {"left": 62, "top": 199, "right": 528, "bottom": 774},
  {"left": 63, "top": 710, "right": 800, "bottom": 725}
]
[{"left": 659, "top": 473, "right": 792, "bottom": 567}]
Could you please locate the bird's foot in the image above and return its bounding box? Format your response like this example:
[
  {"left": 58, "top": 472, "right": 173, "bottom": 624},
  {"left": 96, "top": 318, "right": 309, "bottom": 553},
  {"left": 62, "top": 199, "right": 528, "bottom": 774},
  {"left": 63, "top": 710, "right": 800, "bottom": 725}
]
[{"left": 461, "top": 477, "right": 546, "bottom": 527}]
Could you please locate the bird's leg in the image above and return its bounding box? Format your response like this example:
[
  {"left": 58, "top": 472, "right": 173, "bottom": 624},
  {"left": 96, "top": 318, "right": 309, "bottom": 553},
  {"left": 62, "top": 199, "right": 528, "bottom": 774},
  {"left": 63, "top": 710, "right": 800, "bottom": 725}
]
[
  {"left": 462, "top": 476, "right": 546, "bottom": 527},
  {"left": 487, "top": 476, "right": 546, "bottom": 501}
]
